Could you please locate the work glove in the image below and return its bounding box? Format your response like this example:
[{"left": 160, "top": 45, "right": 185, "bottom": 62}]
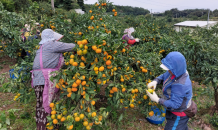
[
  {"left": 135, "top": 38, "right": 140, "bottom": 42},
  {"left": 147, "top": 81, "right": 157, "bottom": 90},
  {"left": 146, "top": 91, "right": 160, "bottom": 103}
]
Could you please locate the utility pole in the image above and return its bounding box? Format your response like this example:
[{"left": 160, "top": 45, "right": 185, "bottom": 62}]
[
  {"left": 151, "top": 9, "right": 153, "bottom": 19},
  {"left": 207, "top": 9, "right": 210, "bottom": 29}
]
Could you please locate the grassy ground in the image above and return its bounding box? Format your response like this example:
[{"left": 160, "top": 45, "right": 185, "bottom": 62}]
[{"left": 0, "top": 55, "right": 217, "bottom": 130}]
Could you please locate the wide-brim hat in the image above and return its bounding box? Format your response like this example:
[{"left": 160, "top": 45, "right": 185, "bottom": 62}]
[{"left": 39, "top": 29, "right": 63, "bottom": 45}]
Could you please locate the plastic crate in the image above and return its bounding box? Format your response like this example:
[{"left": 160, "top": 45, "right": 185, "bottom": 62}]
[{"left": 146, "top": 106, "right": 166, "bottom": 125}]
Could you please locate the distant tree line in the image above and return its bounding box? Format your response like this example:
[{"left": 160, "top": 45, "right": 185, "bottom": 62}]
[
  {"left": 154, "top": 8, "right": 218, "bottom": 18},
  {"left": 85, "top": 4, "right": 150, "bottom": 16}
]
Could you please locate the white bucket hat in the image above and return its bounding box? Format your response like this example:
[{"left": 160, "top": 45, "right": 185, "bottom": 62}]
[
  {"left": 160, "top": 64, "right": 169, "bottom": 71},
  {"left": 39, "top": 29, "right": 63, "bottom": 45},
  {"left": 124, "top": 27, "right": 135, "bottom": 39}
]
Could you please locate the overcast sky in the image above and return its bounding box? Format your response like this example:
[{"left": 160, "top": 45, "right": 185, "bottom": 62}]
[{"left": 84, "top": 0, "right": 218, "bottom": 13}]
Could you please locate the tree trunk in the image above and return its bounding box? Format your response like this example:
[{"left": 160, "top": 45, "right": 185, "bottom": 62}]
[
  {"left": 215, "top": 87, "right": 218, "bottom": 109},
  {"left": 51, "top": 0, "right": 55, "bottom": 13},
  {"left": 210, "top": 86, "right": 218, "bottom": 115}
]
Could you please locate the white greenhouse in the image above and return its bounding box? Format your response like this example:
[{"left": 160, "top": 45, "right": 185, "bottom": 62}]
[{"left": 174, "top": 21, "right": 218, "bottom": 32}]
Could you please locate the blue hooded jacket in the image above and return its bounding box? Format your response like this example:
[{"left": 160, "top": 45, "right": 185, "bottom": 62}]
[{"left": 154, "top": 52, "right": 192, "bottom": 112}]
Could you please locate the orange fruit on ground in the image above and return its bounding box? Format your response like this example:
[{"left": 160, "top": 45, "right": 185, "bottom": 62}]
[
  {"left": 92, "top": 45, "right": 97, "bottom": 50},
  {"left": 51, "top": 110, "right": 56, "bottom": 115},
  {"left": 99, "top": 66, "right": 104, "bottom": 71},
  {"left": 53, "top": 119, "right": 58, "bottom": 124},
  {"left": 148, "top": 111, "right": 154, "bottom": 117},
  {"left": 73, "top": 62, "right": 78, "bottom": 66},
  {"left": 130, "top": 104, "right": 134, "bottom": 108},
  {"left": 112, "top": 87, "right": 118, "bottom": 92},
  {"left": 83, "top": 121, "right": 89, "bottom": 126},
  {"left": 50, "top": 103, "right": 54, "bottom": 108},
  {"left": 72, "top": 88, "right": 78, "bottom": 92},
  {"left": 91, "top": 101, "right": 95, "bottom": 105},
  {"left": 76, "top": 79, "right": 81, "bottom": 85}
]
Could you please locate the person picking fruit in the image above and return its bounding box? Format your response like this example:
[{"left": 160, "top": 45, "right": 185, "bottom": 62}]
[
  {"left": 122, "top": 27, "right": 140, "bottom": 48},
  {"left": 30, "top": 29, "right": 75, "bottom": 130},
  {"left": 146, "top": 51, "right": 195, "bottom": 130}
]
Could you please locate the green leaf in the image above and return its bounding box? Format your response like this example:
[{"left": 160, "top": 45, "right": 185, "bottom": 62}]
[
  {"left": 71, "top": 93, "right": 76, "bottom": 100},
  {"left": 106, "top": 106, "right": 112, "bottom": 112},
  {"left": 118, "top": 114, "right": 123, "bottom": 121},
  {"left": 5, "top": 118, "right": 10, "bottom": 125},
  {"left": 85, "top": 94, "right": 90, "bottom": 101}
]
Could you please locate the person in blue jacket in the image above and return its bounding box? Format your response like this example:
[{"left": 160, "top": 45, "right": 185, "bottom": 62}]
[{"left": 146, "top": 51, "right": 193, "bottom": 130}]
